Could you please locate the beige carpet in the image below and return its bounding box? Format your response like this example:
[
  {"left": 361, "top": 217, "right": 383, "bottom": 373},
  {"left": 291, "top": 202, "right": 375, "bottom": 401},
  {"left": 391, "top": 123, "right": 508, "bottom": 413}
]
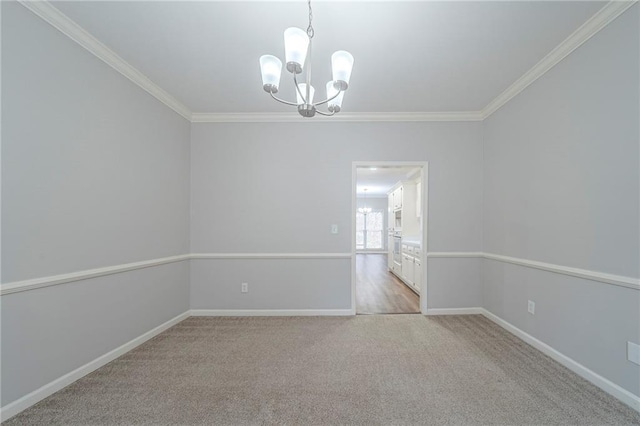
[{"left": 5, "top": 315, "right": 640, "bottom": 425}]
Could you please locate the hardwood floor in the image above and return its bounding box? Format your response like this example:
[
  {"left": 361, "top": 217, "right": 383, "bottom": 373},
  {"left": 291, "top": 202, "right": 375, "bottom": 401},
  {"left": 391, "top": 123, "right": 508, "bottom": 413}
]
[{"left": 356, "top": 253, "right": 420, "bottom": 314}]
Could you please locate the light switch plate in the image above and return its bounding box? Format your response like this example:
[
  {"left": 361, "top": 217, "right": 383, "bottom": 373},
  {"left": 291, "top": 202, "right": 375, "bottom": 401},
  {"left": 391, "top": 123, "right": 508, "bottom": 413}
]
[{"left": 331, "top": 224, "right": 338, "bottom": 234}]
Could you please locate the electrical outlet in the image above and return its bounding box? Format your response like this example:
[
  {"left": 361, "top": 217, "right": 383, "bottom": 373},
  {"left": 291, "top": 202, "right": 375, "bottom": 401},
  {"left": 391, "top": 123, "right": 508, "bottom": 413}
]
[
  {"left": 527, "top": 300, "right": 535, "bottom": 315},
  {"left": 331, "top": 224, "right": 338, "bottom": 234},
  {"left": 241, "top": 283, "right": 248, "bottom": 293},
  {"left": 628, "top": 341, "right": 640, "bottom": 365}
]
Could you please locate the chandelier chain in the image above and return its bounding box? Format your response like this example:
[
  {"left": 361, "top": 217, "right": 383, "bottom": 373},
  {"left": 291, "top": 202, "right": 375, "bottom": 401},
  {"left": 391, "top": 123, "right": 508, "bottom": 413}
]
[{"left": 306, "top": 0, "right": 314, "bottom": 39}]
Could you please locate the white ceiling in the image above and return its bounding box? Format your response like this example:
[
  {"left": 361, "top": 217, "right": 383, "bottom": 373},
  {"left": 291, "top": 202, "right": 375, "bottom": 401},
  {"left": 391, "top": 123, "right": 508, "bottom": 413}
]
[
  {"left": 357, "top": 166, "right": 420, "bottom": 196},
  {"left": 53, "top": 1, "right": 605, "bottom": 114}
]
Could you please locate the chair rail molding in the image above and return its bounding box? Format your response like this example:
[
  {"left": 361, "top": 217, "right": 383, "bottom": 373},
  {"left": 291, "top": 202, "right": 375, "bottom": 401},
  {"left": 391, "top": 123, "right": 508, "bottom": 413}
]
[
  {"left": 0, "top": 255, "right": 190, "bottom": 296},
  {"left": 427, "top": 252, "right": 639, "bottom": 290},
  {"left": 482, "top": 252, "right": 639, "bottom": 290},
  {"left": 3, "top": 252, "right": 637, "bottom": 296},
  {"left": 0, "top": 253, "right": 353, "bottom": 296}
]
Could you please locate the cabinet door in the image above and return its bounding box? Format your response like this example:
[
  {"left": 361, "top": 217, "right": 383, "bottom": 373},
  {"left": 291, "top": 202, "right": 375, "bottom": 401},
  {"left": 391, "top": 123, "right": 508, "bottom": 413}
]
[
  {"left": 402, "top": 254, "right": 414, "bottom": 284},
  {"left": 387, "top": 242, "right": 394, "bottom": 269},
  {"left": 414, "top": 259, "right": 422, "bottom": 290},
  {"left": 392, "top": 187, "right": 403, "bottom": 211},
  {"left": 397, "top": 187, "right": 403, "bottom": 210},
  {"left": 388, "top": 193, "right": 394, "bottom": 229}
]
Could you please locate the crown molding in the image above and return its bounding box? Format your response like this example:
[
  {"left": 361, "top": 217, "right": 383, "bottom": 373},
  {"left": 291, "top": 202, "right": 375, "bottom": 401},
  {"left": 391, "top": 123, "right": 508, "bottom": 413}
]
[
  {"left": 18, "top": 0, "right": 192, "bottom": 121},
  {"left": 19, "top": 0, "right": 636, "bottom": 124},
  {"left": 191, "top": 111, "right": 484, "bottom": 123},
  {"left": 480, "top": 0, "right": 637, "bottom": 120}
]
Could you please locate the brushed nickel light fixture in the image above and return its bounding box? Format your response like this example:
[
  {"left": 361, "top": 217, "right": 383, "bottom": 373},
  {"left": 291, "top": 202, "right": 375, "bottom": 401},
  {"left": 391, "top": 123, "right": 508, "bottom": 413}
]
[{"left": 259, "top": 0, "right": 354, "bottom": 117}]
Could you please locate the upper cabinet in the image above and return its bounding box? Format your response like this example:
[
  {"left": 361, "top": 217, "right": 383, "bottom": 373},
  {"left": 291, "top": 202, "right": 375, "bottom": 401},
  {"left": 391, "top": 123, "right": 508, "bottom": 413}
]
[
  {"left": 387, "top": 180, "right": 419, "bottom": 236},
  {"left": 393, "top": 187, "right": 403, "bottom": 211},
  {"left": 389, "top": 186, "right": 403, "bottom": 212}
]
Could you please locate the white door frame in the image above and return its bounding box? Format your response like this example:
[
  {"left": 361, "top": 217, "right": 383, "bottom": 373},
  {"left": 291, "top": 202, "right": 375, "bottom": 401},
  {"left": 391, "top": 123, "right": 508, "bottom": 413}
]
[{"left": 351, "top": 161, "right": 429, "bottom": 315}]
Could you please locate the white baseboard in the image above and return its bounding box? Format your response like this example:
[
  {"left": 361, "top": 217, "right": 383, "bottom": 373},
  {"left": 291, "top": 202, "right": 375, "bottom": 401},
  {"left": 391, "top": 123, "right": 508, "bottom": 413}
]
[
  {"left": 425, "top": 307, "right": 483, "bottom": 315},
  {"left": 3, "top": 307, "right": 638, "bottom": 420},
  {"left": 0, "top": 311, "right": 190, "bottom": 422},
  {"left": 190, "top": 309, "right": 354, "bottom": 317},
  {"left": 479, "top": 308, "right": 640, "bottom": 413}
]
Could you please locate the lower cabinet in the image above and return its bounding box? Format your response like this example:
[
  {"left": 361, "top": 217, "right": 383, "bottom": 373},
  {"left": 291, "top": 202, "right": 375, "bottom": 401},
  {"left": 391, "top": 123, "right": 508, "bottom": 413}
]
[
  {"left": 414, "top": 259, "right": 422, "bottom": 290},
  {"left": 391, "top": 245, "right": 421, "bottom": 295},
  {"left": 402, "top": 254, "right": 414, "bottom": 285}
]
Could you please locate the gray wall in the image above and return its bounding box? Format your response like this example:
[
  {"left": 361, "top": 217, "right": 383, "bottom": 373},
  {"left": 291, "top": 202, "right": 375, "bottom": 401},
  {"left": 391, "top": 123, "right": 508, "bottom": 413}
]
[
  {"left": 482, "top": 5, "right": 640, "bottom": 397},
  {"left": 1, "top": 3, "right": 191, "bottom": 406},
  {"left": 190, "top": 121, "right": 484, "bottom": 310}
]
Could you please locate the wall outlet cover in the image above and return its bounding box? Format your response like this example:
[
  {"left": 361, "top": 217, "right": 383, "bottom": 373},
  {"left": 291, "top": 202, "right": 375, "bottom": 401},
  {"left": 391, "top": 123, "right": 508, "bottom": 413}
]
[{"left": 527, "top": 300, "right": 535, "bottom": 315}]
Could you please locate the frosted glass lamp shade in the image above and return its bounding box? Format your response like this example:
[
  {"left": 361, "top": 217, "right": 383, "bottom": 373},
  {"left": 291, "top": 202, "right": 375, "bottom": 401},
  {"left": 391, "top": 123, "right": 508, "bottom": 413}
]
[
  {"left": 296, "top": 84, "right": 315, "bottom": 104},
  {"left": 284, "top": 28, "right": 309, "bottom": 74},
  {"left": 331, "top": 50, "right": 354, "bottom": 90},
  {"left": 326, "top": 81, "right": 344, "bottom": 113},
  {"left": 259, "top": 55, "right": 282, "bottom": 93}
]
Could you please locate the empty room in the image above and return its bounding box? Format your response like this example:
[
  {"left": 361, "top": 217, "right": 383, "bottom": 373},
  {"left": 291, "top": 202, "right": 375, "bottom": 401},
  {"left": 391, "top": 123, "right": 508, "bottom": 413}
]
[{"left": 1, "top": 0, "right": 639, "bottom": 424}]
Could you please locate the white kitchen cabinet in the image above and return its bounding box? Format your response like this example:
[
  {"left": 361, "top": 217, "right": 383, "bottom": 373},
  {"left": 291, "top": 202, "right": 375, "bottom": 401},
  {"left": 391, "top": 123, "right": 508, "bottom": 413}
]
[
  {"left": 401, "top": 254, "right": 414, "bottom": 285},
  {"left": 392, "top": 187, "right": 403, "bottom": 211},
  {"left": 388, "top": 193, "right": 394, "bottom": 229},
  {"left": 391, "top": 241, "right": 422, "bottom": 294},
  {"left": 414, "top": 258, "right": 422, "bottom": 290},
  {"left": 387, "top": 181, "right": 419, "bottom": 236}
]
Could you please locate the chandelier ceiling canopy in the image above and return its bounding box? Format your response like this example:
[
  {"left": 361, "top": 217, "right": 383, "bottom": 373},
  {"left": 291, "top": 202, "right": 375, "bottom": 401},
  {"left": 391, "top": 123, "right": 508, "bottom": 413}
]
[{"left": 259, "top": 0, "right": 354, "bottom": 118}]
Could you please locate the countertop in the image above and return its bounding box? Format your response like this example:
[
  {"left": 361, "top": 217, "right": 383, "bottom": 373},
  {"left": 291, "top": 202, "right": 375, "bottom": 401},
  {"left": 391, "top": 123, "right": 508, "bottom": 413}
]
[{"left": 402, "top": 237, "right": 421, "bottom": 247}]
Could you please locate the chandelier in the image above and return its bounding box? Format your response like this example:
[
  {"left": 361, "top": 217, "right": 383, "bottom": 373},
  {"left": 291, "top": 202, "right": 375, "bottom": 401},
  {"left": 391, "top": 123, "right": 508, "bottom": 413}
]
[
  {"left": 259, "top": 0, "right": 354, "bottom": 117},
  {"left": 358, "top": 189, "right": 372, "bottom": 215}
]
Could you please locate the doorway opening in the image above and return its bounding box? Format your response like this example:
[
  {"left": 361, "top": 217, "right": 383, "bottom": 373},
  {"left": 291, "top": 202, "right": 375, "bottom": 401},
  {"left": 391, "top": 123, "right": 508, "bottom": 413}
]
[{"left": 352, "top": 162, "right": 428, "bottom": 315}]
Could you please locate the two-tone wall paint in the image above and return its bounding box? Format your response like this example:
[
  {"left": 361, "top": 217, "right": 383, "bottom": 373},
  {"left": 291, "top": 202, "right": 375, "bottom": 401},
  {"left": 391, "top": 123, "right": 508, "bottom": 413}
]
[{"left": 1, "top": 0, "right": 639, "bottom": 419}]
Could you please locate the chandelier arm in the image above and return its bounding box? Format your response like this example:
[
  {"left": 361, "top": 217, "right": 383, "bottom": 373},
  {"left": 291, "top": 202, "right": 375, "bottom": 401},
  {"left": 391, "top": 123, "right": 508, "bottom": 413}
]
[
  {"left": 313, "top": 88, "right": 342, "bottom": 107},
  {"left": 269, "top": 91, "right": 300, "bottom": 107},
  {"left": 292, "top": 73, "right": 307, "bottom": 104},
  {"left": 315, "top": 109, "right": 336, "bottom": 117}
]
